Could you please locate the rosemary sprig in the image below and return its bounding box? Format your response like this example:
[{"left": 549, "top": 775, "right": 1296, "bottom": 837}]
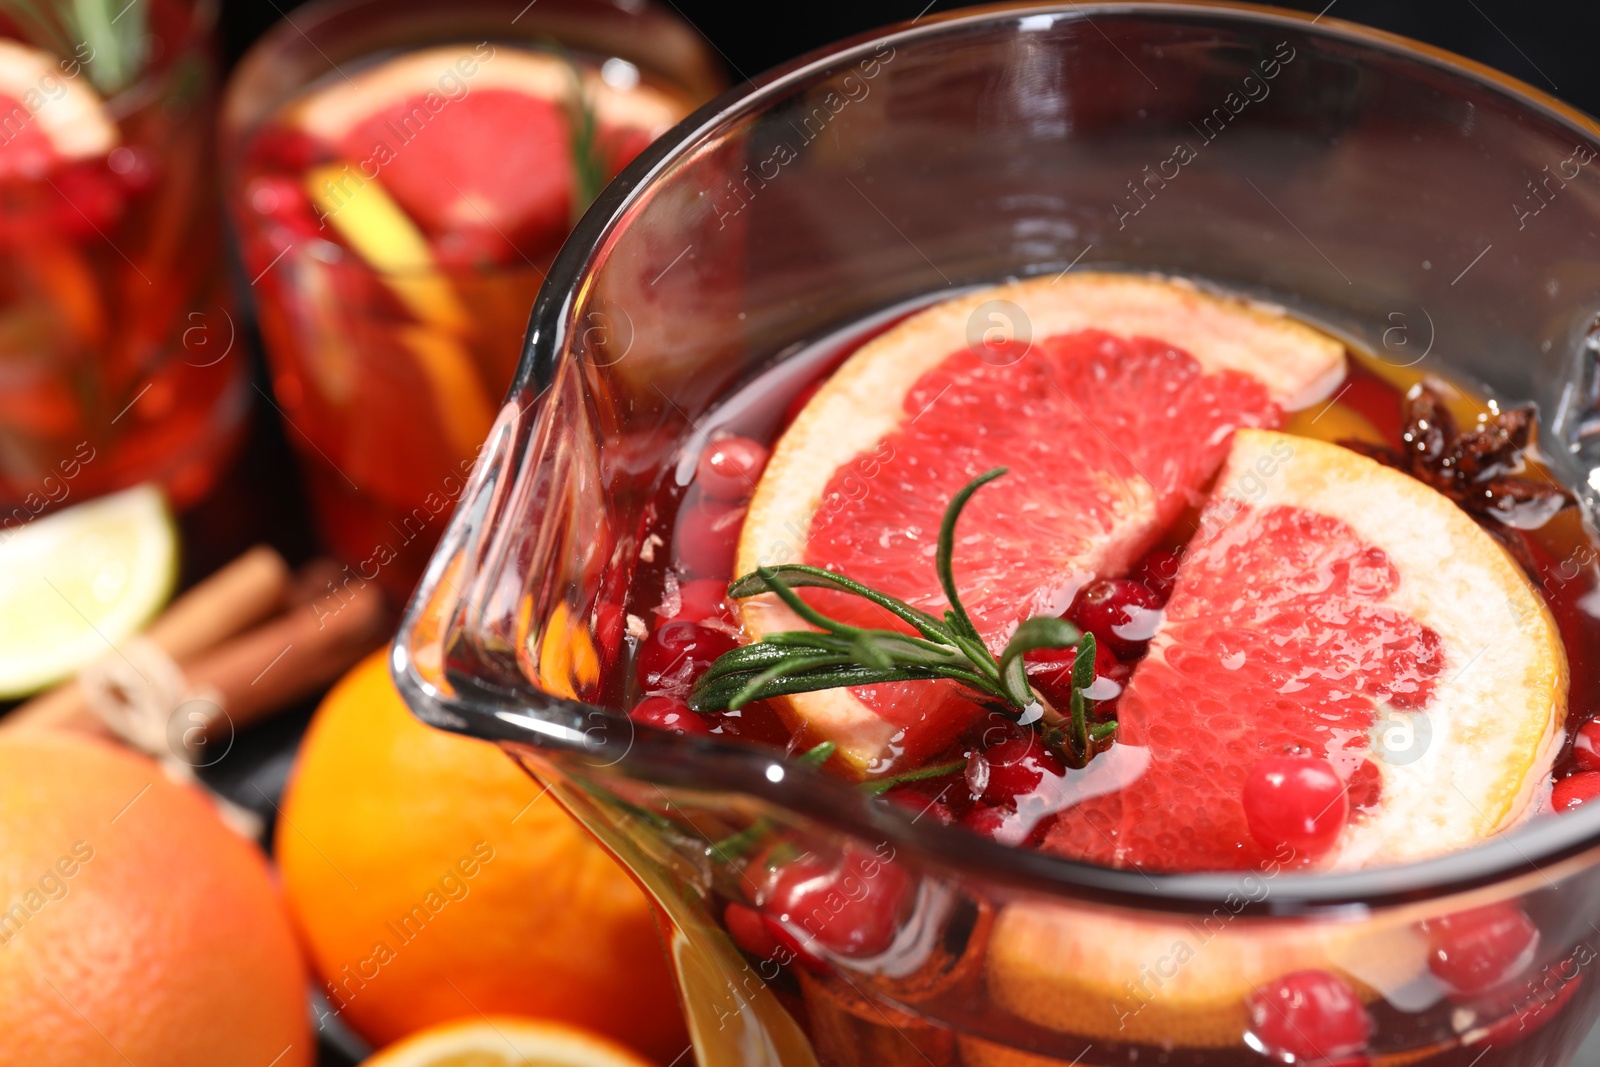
[
  {"left": 707, "top": 740, "right": 835, "bottom": 862},
  {"left": 558, "top": 49, "right": 608, "bottom": 225},
  {"left": 0, "top": 0, "right": 149, "bottom": 95},
  {"left": 860, "top": 759, "right": 967, "bottom": 796},
  {"left": 689, "top": 469, "right": 1115, "bottom": 766},
  {"left": 707, "top": 745, "right": 971, "bottom": 863}
]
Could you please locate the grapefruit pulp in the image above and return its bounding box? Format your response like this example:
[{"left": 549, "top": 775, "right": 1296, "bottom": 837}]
[
  {"left": 737, "top": 273, "right": 1347, "bottom": 772},
  {"left": 291, "top": 46, "right": 688, "bottom": 248},
  {"left": 1043, "top": 430, "right": 1567, "bottom": 872}
]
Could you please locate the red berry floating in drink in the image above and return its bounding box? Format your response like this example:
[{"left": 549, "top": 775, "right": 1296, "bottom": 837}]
[
  {"left": 1246, "top": 970, "right": 1371, "bottom": 1063},
  {"left": 604, "top": 272, "right": 1597, "bottom": 1062}
]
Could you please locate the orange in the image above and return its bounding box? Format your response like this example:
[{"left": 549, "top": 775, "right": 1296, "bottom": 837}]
[
  {"left": 364, "top": 1016, "right": 655, "bottom": 1067},
  {"left": 740, "top": 272, "right": 1347, "bottom": 771},
  {"left": 276, "top": 651, "right": 687, "bottom": 1061},
  {"left": 0, "top": 733, "right": 308, "bottom": 1066}
]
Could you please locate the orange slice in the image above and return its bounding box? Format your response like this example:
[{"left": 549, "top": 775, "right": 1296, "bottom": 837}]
[
  {"left": 305, "top": 164, "right": 493, "bottom": 456},
  {"left": 362, "top": 1017, "right": 655, "bottom": 1067},
  {"left": 1044, "top": 430, "right": 1567, "bottom": 872},
  {"left": 737, "top": 273, "right": 1346, "bottom": 773}
]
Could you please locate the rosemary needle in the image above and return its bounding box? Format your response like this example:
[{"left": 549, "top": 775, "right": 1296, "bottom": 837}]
[{"left": 690, "top": 469, "right": 1116, "bottom": 766}]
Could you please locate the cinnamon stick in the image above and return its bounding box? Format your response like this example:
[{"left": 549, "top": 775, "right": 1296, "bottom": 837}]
[
  {"left": 5, "top": 545, "right": 292, "bottom": 734},
  {"left": 188, "top": 574, "right": 389, "bottom": 740}
]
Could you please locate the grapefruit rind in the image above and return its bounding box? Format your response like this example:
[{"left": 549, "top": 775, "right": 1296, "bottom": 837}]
[
  {"left": 292, "top": 46, "right": 683, "bottom": 144},
  {"left": 981, "top": 430, "right": 1565, "bottom": 1050},
  {"left": 0, "top": 40, "right": 117, "bottom": 162},
  {"left": 738, "top": 273, "right": 1346, "bottom": 770},
  {"left": 1210, "top": 431, "right": 1566, "bottom": 867}
]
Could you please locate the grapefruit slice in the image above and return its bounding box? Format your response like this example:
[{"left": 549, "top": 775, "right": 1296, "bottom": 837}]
[
  {"left": 0, "top": 40, "right": 117, "bottom": 179},
  {"left": 1043, "top": 430, "right": 1567, "bottom": 872},
  {"left": 737, "top": 273, "right": 1346, "bottom": 773},
  {"left": 290, "top": 46, "right": 688, "bottom": 241},
  {"left": 979, "top": 901, "right": 1430, "bottom": 1053}
]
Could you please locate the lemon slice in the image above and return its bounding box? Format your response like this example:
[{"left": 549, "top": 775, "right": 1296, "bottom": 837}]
[
  {"left": 306, "top": 165, "right": 494, "bottom": 456},
  {"left": 363, "top": 1017, "right": 655, "bottom": 1067},
  {"left": 0, "top": 485, "right": 177, "bottom": 698}
]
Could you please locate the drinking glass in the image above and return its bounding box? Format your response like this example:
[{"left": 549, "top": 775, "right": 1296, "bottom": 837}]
[
  {"left": 221, "top": 0, "right": 723, "bottom": 599},
  {"left": 395, "top": 3, "right": 1600, "bottom": 1063},
  {"left": 0, "top": 0, "right": 245, "bottom": 516}
]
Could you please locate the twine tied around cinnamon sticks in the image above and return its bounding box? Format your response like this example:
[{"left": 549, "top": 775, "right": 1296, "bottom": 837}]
[{"left": 2, "top": 546, "right": 390, "bottom": 837}]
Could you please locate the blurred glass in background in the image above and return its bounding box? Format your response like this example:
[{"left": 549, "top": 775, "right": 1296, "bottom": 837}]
[
  {"left": 222, "top": 0, "right": 724, "bottom": 600},
  {"left": 0, "top": 0, "right": 245, "bottom": 517}
]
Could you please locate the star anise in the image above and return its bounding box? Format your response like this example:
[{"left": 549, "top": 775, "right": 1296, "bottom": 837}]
[{"left": 1341, "top": 379, "right": 1575, "bottom": 535}]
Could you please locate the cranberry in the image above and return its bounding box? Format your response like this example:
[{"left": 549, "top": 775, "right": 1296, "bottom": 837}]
[
  {"left": 725, "top": 902, "right": 783, "bottom": 959},
  {"left": 636, "top": 621, "right": 736, "bottom": 692},
  {"left": 1026, "top": 639, "right": 1122, "bottom": 707},
  {"left": 757, "top": 842, "right": 911, "bottom": 960},
  {"left": 1421, "top": 903, "right": 1539, "bottom": 996},
  {"left": 1242, "top": 755, "right": 1348, "bottom": 857},
  {"left": 247, "top": 125, "right": 321, "bottom": 172},
  {"left": 663, "top": 577, "right": 735, "bottom": 626},
  {"left": 973, "top": 712, "right": 1036, "bottom": 751},
  {"left": 1132, "top": 549, "right": 1182, "bottom": 601},
  {"left": 51, "top": 162, "right": 124, "bottom": 239},
  {"left": 674, "top": 495, "right": 746, "bottom": 578},
  {"left": 696, "top": 435, "right": 770, "bottom": 502},
  {"left": 960, "top": 804, "right": 1008, "bottom": 839},
  {"left": 883, "top": 783, "right": 959, "bottom": 825},
  {"left": 1067, "top": 579, "right": 1162, "bottom": 658},
  {"left": 1573, "top": 720, "right": 1600, "bottom": 773},
  {"left": 247, "top": 175, "right": 324, "bottom": 238},
  {"left": 968, "top": 738, "right": 1065, "bottom": 807},
  {"left": 1553, "top": 771, "right": 1600, "bottom": 811},
  {"left": 629, "top": 695, "right": 711, "bottom": 735},
  {"left": 106, "top": 146, "right": 158, "bottom": 195},
  {"left": 593, "top": 598, "right": 625, "bottom": 669},
  {"left": 711, "top": 700, "right": 792, "bottom": 747},
  {"left": 1247, "top": 970, "right": 1371, "bottom": 1062}
]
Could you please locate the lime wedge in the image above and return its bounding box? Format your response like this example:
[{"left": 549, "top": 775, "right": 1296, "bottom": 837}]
[{"left": 0, "top": 485, "right": 178, "bottom": 698}]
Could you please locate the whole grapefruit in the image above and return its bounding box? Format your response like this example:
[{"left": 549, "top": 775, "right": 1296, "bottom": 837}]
[
  {"left": 0, "top": 734, "right": 308, "bottom": 1066},
  {"left": 276, "top": 651, "right": 686, "bottom": 1060}
]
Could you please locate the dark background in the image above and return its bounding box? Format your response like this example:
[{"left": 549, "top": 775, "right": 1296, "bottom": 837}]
[{"left": 219, "top": 0, "right": 1600, "bottom": 117}]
